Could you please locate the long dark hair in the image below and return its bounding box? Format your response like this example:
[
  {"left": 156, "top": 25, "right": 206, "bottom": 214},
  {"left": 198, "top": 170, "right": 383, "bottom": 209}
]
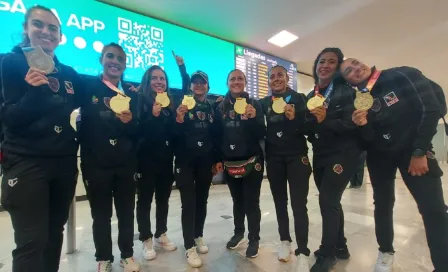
[
  {"left": 221, "top": 69, "right": 249, "bottom": 114},
  {"left": 312, "top": 47, "right": 344, "bottom": 85},
  {"left": 20, "top": 5, "right": 61, "bottom": 47},
  {"left": 100, "top": 42, "right": 126, "bottom": 83}
]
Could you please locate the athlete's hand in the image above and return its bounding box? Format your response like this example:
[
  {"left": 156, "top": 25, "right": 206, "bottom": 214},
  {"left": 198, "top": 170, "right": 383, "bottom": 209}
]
[
  {"left": 176, "top": 104, "right": 188, "bottom": 123},
  {"left": 284, "top": 104, "right": 295, "bottom": 120},
  {"left": 245, "top": 104, "right": 256, "bottom": 118},
  {"left": 153, "top": 102, "right": 162, "bottom": 117},
  {"left": 25, "top": 68, "right": 48, "bottom": 86},
  {"left": 117, "top": 110, "right": 132, "bottom": 123},
  {"left": 311, "top": 106, "right": 326, "bottom": 123},
  {"left": 408, "top": 156, "right": 429, "bottom": 176},
  {"left": 172, "top": 51, "right": 184, "bottom": 66},
  {"left": 352, "top": 110, "right": 368, "bottom": 126}
]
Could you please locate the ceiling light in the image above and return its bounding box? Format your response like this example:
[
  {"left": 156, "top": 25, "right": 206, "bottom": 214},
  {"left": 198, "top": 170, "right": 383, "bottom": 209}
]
[{"left": 268, "top": 30, "right": 299, "bottom": 47}]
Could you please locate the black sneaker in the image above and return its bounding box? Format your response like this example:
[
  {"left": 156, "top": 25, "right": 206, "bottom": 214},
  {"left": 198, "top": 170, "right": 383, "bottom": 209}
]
[
  {"left": 226, "top": 234, "right": 246, "bottom": 249},
  {"left": 314, "top": 245, "right": 350, "bottom": 260},
  {"left": 246, "top": 240, "right": 259, "bottom": 258},
  {"left": 310, "top": 256, "right": 337, "bottom": 272}
]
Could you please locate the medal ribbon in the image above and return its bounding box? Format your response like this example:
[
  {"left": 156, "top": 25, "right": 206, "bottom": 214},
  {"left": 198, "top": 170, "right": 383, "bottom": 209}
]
[
  {"left": 314, "top": 82, "right": 334, "bottom": 101},
  {"left": 102, "top": 79, "right": 128, "bottom": 97},
  {"left": 360, "top": 70, "right": 381, "bottom": 93}
]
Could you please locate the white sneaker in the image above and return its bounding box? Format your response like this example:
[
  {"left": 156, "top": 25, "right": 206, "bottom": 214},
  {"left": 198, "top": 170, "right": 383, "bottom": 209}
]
[
  {"left": 374, "top": 252, "right": 394, "bottom": 272},
  {"left": 195, "top": 237, "right": 209, "bottom": 254},
  {"left": 278, "top": 241, "right": 291, "bottom": 262},
  {"left": 120, "top": 257, "right": 140, "bottom": 272},
  {"left": 186, "top": 246, "right": 202, "bottom": 268},
  {"left": 97, "top": 261, "right": 112, "bottom": 272},
  {"left": 155, "top": 233, "right": 177, "bottom": 251},
  {"left": 296, "top": 254, "right": 310, "bottom": 272},
  {"left": 142, "top": 238, "right": 156, "bottom": 260}
]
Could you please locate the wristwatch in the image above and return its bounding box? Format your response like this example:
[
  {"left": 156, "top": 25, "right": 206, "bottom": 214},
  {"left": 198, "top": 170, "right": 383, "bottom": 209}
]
[{"left": 412, "top": 149, "right": 426, "bottom": 158}]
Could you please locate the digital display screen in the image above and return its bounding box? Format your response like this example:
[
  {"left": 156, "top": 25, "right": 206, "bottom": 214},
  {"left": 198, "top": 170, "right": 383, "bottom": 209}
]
[
  {"left": 0, "top": 0, "right": 235, "bottom": 94},
  {"left": 235, "top": 45, "right": 298, "bottom": 99}
]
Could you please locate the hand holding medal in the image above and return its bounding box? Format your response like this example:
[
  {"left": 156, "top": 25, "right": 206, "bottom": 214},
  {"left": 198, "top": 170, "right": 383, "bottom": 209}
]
[
  {"left": 153, "top": 102, "right": 162, "bottom": 117},
  {"left": 352, "top": 110, "right": 368, "bottom": 126},
  {"left": 354, "top": 70, "right": 381, "bottom": 111},
  {"left": 155, "top": 92, "right": 170, "bottom": 108},
  {"left": 22, "top": 45, "right": 55, "bottom": 75},
  {"left": 284, "top": 104, "right": 295, "bottom": 120},
  {"left": 245, "top": 104, "right": 256, "bottom": 118},
  {"left": 103, "top": 79, "right": 131, "bottom": 114},
  {"left": 182, "top": 95, "right": 196, "bottom": 110}
]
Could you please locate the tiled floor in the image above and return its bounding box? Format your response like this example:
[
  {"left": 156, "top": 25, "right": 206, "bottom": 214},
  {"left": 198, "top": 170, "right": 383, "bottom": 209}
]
[{"left": 0, "top": 166, "right": 447, "bottom": 272}]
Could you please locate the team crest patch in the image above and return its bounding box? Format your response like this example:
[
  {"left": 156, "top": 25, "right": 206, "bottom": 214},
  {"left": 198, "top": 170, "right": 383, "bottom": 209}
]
[
  {"left": 54, "top": 126, "right": 62, "bottom": 134},
  {"left": 48, "top": 77, "right": 60, "bottom": 93},
  {"left": 110, "top": 139, "right": 117, "bottom": 146},
  {"left": 426, "top": 151, "right": 435, "bottom": 159},
  {"left": 255, "top": 163, "right": 262, "bottom": 171},
  {"left": 209, "top": 113, "right": 214, "bottom": 123},
  {"left": 196, "top": 111, "right": 206, "bottom": 121},
  {"left": 104, "top": 97, "right": 111, "bottom": 109},
  {"left": 64, "top": 81, "right": 74, "bottom": 94},
  {"left": 383, "top": 92, "right": 399, "bottom": 107},
  {"left": 229, "top": 110, "right": 236, "bottom": 120},
  {"left": 92, "top": 96, "right": 98, "bottom": 104},
  {"left": 301, "top": 157, "right": 309, "bottom": 165},
  {"left": 189, "top": 112, "right": 194, "bottom": 120},
  {"left": 133, "top": 173, "right": 142, "bottom": 181},
  {"left": 333, "top": 164, "right": 343, "bottom": 174}
]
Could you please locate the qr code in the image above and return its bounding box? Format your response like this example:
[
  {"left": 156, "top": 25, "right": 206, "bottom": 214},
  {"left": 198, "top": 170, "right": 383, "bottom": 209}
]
[{"left": 117, "top": 17, "right": 164, "bottom": 70}]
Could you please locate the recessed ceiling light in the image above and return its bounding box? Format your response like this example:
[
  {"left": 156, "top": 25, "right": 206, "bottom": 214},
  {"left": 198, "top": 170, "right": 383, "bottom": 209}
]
[{"left": 268, "top": 30, "right": 299, "bottom": 47}]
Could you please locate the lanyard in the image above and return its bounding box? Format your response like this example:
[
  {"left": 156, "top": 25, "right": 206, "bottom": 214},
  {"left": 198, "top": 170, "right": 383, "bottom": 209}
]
[
  {"left": 314, "top": 81, "right": 334, "bottom": 100},
  {"left": 102, "top": 79, "right": 128, "bottom": 97},
  {"left": 359, "top": 70, "right": 381, "bottom": 93}
]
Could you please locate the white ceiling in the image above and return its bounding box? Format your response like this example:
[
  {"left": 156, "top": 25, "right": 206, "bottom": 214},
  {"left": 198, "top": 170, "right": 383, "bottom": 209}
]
[{"left": 101, "top": 0, "right": 448, "bottom": 91}]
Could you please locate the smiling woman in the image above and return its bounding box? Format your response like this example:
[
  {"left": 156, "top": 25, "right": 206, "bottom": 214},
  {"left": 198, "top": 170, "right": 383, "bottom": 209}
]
[{"left": 21, "top": 5, "right": 61, "bottom": 56}]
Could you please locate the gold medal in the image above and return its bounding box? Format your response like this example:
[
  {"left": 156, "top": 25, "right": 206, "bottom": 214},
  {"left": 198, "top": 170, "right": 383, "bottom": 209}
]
[
  {"left": 22, "top": 45, "right": 55, "bottom": 74},
  {"left": 307, "top": 95, "right": 325, "bottom": 110},
  {"left": 182, "top": 95, "right": 196, "bottom": 110},
  {"left": 110, "top": 95, "right": 131, "bottom": 113},
  {"left": 155, "top": 92, "right": 170, "bottom": 108},
  {"left": 234, "top": 97, "right": 247, "bottom": 114},
  {"left": 272, "top": 97, "right": 287, "bottom": 114},
  {"left": 354, "top": 91, "right": 374, "bottom": 110}
]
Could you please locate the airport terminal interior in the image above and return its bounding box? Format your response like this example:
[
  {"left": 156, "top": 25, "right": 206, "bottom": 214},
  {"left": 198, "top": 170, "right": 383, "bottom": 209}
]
[{"left": 1, "top": 0, "right": 448, "bottom": 271}]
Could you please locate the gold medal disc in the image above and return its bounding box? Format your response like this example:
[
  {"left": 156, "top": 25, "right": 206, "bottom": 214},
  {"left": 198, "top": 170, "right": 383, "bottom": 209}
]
[
  {"left": 272, "top": 97, "right": 287, "bottom": 114},
  {"left": 110, "top": 95, "right": 131, "bottom": 113},
  {"left": 22, "top": 45, "right": 55, "bottom": 74},
  {"left": 354, "top": 92, "right": 374, "bottom": 110},
  {"left": 182, "top": 95, "right": 196, "bottom": 110},
  {"left": 156, "top": 92, "right": 170, "bottom": 108},
  {"left": 234, "top": 98, "right": 247, "bottom": 114},
  {"left": 307, "top": 95, "right": 325, "bottom": 110}
]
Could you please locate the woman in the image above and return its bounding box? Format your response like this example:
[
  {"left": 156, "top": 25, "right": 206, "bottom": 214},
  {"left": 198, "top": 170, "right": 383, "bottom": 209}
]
[
  {"left": 306, "top": 48, "right": 360, "bottom": 272},
  {"left": 78, "top": 43, "right": 140, "bottom": 272},
  {"left": 174, "top": 70, "right": 223, "bottom": 268},
  {"left": 259, "top": 65, "right": 312, "bottom": 270},
  {"left": 341, "top": 57, "right": 448, "bottom": 272},
  {"left": 0, "top": 6, "right": 83, "bottom": 272},
  {"left": 136, "top": 56, "right": 190, "bottom": 260},
  {"left": 214, "top": 69, "right": 265, "bottom": 258}
]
